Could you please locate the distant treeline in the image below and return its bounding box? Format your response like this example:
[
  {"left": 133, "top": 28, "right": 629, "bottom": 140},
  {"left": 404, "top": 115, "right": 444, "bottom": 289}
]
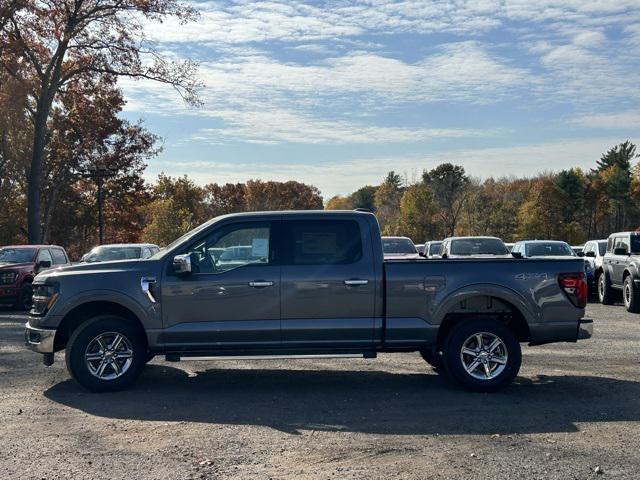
[
  {"left": 0, "top": 139, "right": 636, "bottom": 259},
  {"left": 326, "top": 141, "right": 639, "bottom": 244}
]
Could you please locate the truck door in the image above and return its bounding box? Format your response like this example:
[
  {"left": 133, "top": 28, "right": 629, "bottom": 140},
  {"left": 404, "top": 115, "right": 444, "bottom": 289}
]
[
  {"left": 280, "top": 217, "right": 376, "bottom": 347},
  {"left": 612, "top": 235, "right": 630, "bottom": 286},
  {"left": 160, "top": 219, "right": 281, "bottom": 348}
]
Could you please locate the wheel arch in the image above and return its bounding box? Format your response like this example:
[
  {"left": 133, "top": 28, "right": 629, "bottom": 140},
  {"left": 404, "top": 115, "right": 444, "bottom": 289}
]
[
  {"left": 54, "top": 300, "right": 147, "bottom": 352},
  {"left": 433, "top": 286, "right": 533, "bottom": 349}
]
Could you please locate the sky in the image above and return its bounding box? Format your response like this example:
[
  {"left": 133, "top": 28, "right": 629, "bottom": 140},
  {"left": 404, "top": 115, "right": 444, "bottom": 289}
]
[{"left": 119, "top": 0, "right": 640, "bottom": 199}]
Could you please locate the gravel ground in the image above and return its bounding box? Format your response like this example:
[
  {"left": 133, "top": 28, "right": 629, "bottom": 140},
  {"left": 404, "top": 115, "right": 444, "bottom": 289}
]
[{"left": 1, "top": 302, "right": 639, "bottom": 480}]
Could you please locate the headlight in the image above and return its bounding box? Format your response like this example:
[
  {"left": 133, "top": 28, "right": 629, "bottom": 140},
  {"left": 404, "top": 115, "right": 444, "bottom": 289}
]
[
  {"left": 31, "top": 283, "right": 59, "bottom": 315},
  {"left": 0, "top": 271, "right": 16, "bottom": 285}
]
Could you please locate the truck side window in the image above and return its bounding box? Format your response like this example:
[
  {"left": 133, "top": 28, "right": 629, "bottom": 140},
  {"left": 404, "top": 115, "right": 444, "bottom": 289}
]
[
  {"left": 50, "top": 248, "right": 68, "bottom": 265},
  {"left": 286, "top": 220, "right": 362, "bottom": 265},
  {"left": 37, "top": 249, "right": 53, "bottom": 265},
  {"left": 186, "top": 222, "right": 271, "bottom": 274}
]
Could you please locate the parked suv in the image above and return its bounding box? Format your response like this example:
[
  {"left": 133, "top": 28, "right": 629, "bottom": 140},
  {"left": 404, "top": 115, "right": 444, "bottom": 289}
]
[
  {"left": 0, "top": 245, "right": 70, "bottom": 310},
  {"left": 583, "top": 239, "right": 607, "bottom": 295},
  {"left": 599, "top": 232, "right": 640, "bottom": 312},
  {"left": 440, "top": 236, "right": 511, "bottom": 258}
]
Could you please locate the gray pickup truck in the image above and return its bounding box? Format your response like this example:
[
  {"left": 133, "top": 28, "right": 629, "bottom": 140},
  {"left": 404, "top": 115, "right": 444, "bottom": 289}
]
[{"left": 25, "top": 210, "right": 592, "bottom": 393}]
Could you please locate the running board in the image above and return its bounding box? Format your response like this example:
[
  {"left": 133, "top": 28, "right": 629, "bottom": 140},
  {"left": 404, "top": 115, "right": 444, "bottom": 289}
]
[{"left": 165, "top": 353, "right": 376, "bottom": 362}]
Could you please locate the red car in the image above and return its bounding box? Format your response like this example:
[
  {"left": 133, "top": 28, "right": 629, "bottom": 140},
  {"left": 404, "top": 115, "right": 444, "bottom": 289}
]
[{"left": 0, "top": 245, "right": 71, "bottom": 310}]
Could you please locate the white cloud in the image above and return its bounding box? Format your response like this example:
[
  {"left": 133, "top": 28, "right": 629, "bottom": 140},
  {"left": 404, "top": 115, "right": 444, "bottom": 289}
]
[
  {"left": 192, "top": 108, "right": 489, "bottom": 144},
  {"left": 146, "top": 137, "right": 627, "bottom": 197},
  {"left": 572, "top": 111, "right": 640, "bottom": 129}
]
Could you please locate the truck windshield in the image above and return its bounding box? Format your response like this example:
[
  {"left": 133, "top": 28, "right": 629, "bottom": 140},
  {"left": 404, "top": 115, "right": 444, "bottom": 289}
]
[
  {"left": 526, "top": 242, "right": 574, "bottom": 257},
  {"left": 428, "top": 242, "right": 442, "bottom": 255},
  {"left": 382, "top": 238, "right": 417, "bottom": 254},
  {"left": 0, "top": 248, "right": 37, "bottom": 263},
  {"left": 451, "top": 239, "right": 508, "bottom": 255},
  {"left": 85, "top": 246, "right": 142, "bottom": 262}
]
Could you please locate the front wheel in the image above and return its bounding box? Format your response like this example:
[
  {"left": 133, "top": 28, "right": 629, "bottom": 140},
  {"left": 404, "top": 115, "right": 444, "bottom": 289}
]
[
  {"left": 623, "top": 276, "right": 640, "bottom": 313},
  {"left": 65, "top": 315, "right": 146, "bottom": 392},
  {"left": 598, "top": 273, "right": 614, "bottom": 305},
  {"left": 442, "top": 319, "right": 521, "bottom": 393},
  {"left": 17, "top": 283, "right": 33, "bottom": 311}
]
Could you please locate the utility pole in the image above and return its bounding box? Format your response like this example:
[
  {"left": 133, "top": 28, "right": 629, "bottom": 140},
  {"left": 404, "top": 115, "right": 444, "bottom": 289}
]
[{"left": 82, "top": 164, "right": 117, "bottom": 245}]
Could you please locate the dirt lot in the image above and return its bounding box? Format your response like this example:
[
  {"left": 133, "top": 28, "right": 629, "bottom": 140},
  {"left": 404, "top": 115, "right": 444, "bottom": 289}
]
[{"left": 1, "top": 303, "right": 639, "bottom": 480}]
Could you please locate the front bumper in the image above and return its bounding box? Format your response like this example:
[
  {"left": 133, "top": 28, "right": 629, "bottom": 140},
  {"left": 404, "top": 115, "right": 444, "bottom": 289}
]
[
  {"left": 24, "top": 322, "right": 56, "bottom": 353},
  {"left": 0, "top": 285, "right": 18, "bottom": 303},
  {"left": 577, "top": 318, "right": 593, "bottom": 340}
]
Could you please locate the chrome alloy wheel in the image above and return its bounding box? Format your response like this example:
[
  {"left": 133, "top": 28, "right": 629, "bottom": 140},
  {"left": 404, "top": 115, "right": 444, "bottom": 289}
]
[
  {"left": 84, "top": 332, "right": 134, "bottom": 380},
  {"left": 460, "top": 332, "right": 508, "bottom": 380},
  {"left": 599, "top": 275, "right": 606, "bottom": 300}
]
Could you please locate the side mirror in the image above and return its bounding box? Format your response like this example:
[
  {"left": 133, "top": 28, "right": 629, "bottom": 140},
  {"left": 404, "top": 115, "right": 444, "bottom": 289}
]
[
  {"left": 511, "top": 251, "right": 523, "bottom": 259},
  {"left": 418, "top": 251, "right": 426, "bottom": 257},
  {"left": 585, "top": 251, "right": 596, "bottom": 258},
  {"left": 614, "top": 247, "right": 628, "bottom": 256},
  {"left": 172, "top": 254, "right": 192, "bottom": 274},
  {"left": 441, "top": 252, "right": 448, "bottom": 259},
  {"left": 37, "top": 260, "right": 51, "bottom": 269},
  {"left": 577, "top": 251, "right": 585, "bottom": 257}
]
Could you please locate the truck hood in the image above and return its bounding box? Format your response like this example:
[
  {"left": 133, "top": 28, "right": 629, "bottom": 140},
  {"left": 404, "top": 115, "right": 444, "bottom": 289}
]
[
  {"left": 34, "top": 259, "right": 143, "bottom": 283},
  {"left": 0, "top": 262, "right": 34, "bottom": 271}
]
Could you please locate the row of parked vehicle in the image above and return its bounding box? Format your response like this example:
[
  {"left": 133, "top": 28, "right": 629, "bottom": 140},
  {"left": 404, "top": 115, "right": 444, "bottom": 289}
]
[
  {"left": 382, "top": 232, "right": 640, "bottom": 313},
  {"left": 0, "top": 243, "right": 159, "bottom": 310}
]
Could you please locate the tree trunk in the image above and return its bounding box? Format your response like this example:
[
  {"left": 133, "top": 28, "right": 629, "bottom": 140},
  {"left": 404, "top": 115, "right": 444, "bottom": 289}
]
[{"left": 27, "top": 94, "right": 52, "bottom": 244}]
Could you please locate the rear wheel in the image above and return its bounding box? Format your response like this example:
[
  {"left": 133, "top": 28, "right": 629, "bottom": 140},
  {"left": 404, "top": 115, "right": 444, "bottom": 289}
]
[
  {"left": 442, "top": 319, "right": 521, "bottom": 393},
  {"left": 598, "top": 273, "right": 614, "bottom": 305},
  {"left": 623, "top": 276, "right": 640, "bottom": 313},
  {"left": 65, "top": 315, "right": 146, "bottom": 392}
]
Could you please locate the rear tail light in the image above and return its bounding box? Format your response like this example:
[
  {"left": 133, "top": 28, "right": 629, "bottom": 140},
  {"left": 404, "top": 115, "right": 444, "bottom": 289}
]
[{"left": 559, "top": 272, "right": 588, "bottom": 308}]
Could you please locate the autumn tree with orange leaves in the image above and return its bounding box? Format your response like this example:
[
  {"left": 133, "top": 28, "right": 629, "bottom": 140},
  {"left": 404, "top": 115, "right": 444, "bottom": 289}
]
[{"left": 0, "top": 0, "right": 200, "bottom": 243}]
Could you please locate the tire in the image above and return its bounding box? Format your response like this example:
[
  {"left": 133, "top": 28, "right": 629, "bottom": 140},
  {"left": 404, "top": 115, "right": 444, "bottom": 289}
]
[
  {"left": 441, "top": 319, "right": 521, "bottom": 393},
  {"left": 65, "top": 315, "right": 146, "bottom": 392},
  {"left": 598, "top": 273, "right": 614, "bottom": 305},
  {"left": 420, "top": 349, "right": 443, "bottom": 369},
  {"left": 16, "top": 282, "right": 33, "bottom": 311},
  {"left": 623, "top": 276, "right": 640, "bottom": 313}
]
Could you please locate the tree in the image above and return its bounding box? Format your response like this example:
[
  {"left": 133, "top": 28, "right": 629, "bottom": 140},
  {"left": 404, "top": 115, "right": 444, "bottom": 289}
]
[
  {"left": 203, "top": 182, "right": 246, "bottom": 219},
  {"left": 374, "top": 171, "right": 404, "bottom": 234},
  {"left": 1, "top": 0, "right": 201, "bottom": 242},
  {"left": 325, "top": 195, "right": 353, "bottom": 210},
  {"left": 153, "top": 174, "right": 205, "bottom": 223},
  {"left": 422, "top": 163, "right": 470, "bottom": 236},
  {"left": 350, "top": 185, "right": 376, "bottom": 211},
  {"left": 398, "top": 184, "right": 438, "bottom": 241},
  {"left": 244, "top": 180, "right": 323, "bottom": 211},
  {"left": 142, "top": 198, "right": 193, "bottom": 246}
]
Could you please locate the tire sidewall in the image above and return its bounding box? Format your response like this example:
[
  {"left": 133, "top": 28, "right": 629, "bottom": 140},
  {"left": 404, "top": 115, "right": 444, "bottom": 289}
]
[
  {"left": 624, "top": 276, "right": 632, "bottom": 309},
  {"left": 624, "top": 276, "right": 640, "bottom": 313},
  {"left": 18, "top": 283, "right": 33, "bottom": 311},
  {"left": 599, "top": 273, "right": 613, "bottom": 305},
  {"left": 65, "top": 315, "right": 146, "bottom": 392},
  {"left": 442, "top": 319, "right": 521, "bottom": 393}
]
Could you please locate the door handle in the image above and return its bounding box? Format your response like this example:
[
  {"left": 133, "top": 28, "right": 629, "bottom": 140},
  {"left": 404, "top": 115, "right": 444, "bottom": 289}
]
[
  {"left": 344, "top": 279, "right": 369, "bottom": 286},
  {"left": 249, "top": 281, "right": 274, "bottom": 288}
]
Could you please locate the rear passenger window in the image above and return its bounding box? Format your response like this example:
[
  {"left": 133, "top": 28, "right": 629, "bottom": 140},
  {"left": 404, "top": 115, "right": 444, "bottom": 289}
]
[
  {"left": 286, "top": 220, "right": 362, "bottom": 265},
  {"left": 50, "top": 248, "right": 68, "bottom": 265}
]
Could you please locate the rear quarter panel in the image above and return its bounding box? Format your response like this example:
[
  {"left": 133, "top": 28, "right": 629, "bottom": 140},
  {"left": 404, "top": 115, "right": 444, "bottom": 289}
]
[{"left": 384, "top": 257, "right": 586, "bottom": 346}]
